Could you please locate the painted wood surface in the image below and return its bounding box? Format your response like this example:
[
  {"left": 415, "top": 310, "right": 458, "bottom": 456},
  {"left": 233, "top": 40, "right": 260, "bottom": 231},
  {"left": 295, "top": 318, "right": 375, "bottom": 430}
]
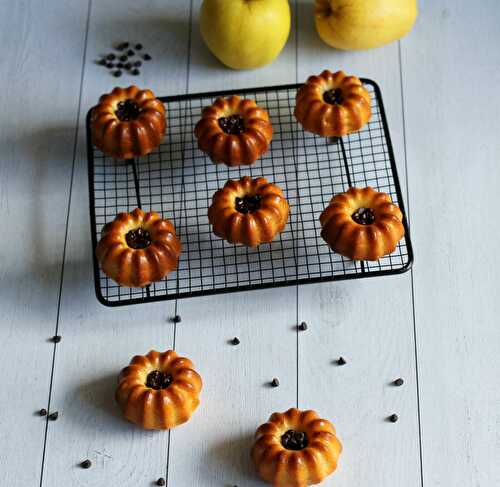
[
  {"left": 0, "top": 1, "right": 90, "bottom": 485},
  {"left": 402, "top": 1, "right": 500, "bottom": 486},
  {"left": 1, "top": 0, "right": 499, "bottom": 486}
]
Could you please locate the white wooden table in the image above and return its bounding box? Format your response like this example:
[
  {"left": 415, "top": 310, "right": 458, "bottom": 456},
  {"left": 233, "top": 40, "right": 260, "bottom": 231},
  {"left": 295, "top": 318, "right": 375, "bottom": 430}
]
[{"left": 1, "top": 1, "right": 499, "bottom": 485}]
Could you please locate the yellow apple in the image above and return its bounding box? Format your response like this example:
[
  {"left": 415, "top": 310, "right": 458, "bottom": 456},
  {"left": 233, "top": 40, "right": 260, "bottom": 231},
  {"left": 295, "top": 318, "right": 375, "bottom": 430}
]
[
  {"left": 315, "top": 0, "right": 418, "bottom": 50},
  {"left": 200, "top": 0, "right": 291, "bottom": 70}
]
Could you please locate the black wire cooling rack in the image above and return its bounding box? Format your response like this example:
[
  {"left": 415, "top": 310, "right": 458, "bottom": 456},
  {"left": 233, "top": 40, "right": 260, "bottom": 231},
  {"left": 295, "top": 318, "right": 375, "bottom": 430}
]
[{"left": 86, "top": 80, "right": 413, "bottom": 307}]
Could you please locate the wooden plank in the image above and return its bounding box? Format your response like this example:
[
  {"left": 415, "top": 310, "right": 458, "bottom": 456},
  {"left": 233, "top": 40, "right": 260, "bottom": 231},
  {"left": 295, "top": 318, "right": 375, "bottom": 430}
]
[
  {"left": 0, "top": 1, "right": 90, "bottom": 485},
  {"left": 167, "top": 1, "right": 299, "bottom": 485},
  {"left": 39, "top": 1, "right": 191, "bottom": 485},
  {"left": 401, "top": 1, "right": 500, "bottom": 485},
  {"left": 296, "top": 1, "right": 421, "bottom": 485}
]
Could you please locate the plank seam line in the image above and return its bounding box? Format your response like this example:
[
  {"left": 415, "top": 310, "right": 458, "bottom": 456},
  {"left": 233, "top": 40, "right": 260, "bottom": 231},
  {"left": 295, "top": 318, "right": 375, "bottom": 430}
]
[
  {"left": 294, "top": 0, "right": 300, "bottom": 411},
  {"left": 165, "top": 1, "right": 194, "bottom": 484},
  {"left": 38, "top": 1, "right": 93, "bottom": 486},
  {"left": 398, "top": 40, "right": 424, "bottom": 487}
]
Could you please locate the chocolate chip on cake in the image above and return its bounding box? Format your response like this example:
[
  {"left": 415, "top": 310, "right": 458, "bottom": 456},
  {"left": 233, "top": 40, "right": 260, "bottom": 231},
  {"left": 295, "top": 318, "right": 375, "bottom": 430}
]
[{"left": 281, "top": 429, "right": 308, "bottom": 450}]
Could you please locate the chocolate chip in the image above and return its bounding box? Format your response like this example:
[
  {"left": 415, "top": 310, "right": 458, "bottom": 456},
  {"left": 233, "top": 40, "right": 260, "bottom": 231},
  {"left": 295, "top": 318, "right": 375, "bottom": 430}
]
[
  {"left": 231, "top": 337, "right": 240, "bottom": 345},
  {"left": 52, "top": 335, "right": 61, "bottom": 343},
  {"left": 39, "top": 408, "right": 47, "bottom": 416},
  {"left": 235, "top": 195, "right": 261, "bottom": 214},
  {"left": 118, "top": 42, "right": 129, "bottom": 51},
  {"left": 146, "top": 370, "right": 173, "bottom": 390},
  {"left": 119, "top": 54, "right": 128, "bottom": 62},
  {"left": 113, "top": 70, "right": 122, "bottom": 77},
  {"left": 116, "top": 62, "right": 123, "bottom": 68},
  {"left": 389, "top": 413, "right": 399, "bottom": 423},
  {"left": 125, "top": 227, "right": 151, "bottom": 247},
  {"left": 173, "top": 315, "right": 182, "bottom": 323},
  {"left": 48, "top": 411, "right": 59, "bottom": 421},
  {"left": 80, "top": 459, "right": 92, "bottom": 469},
  {"left": 281, "top": 429, "right": 308, "bottom": 450},
  {"left": 393, "top": 378, "right": 404, "bottom": 387},
  {"left": 271, "top": 378, "right": 280, "bottom": 387},
  {"left": 124, "top": 62, "right": 132, "bottom": 70},
  {"left": 135, "top": 43, "right": 143, "bottom": 50},
  {"left": 219, "top": 115, "right": 245, "bottom": 135},
  {"left": 106, "top": 53, "right": 116, "bottom": 61},
  {"left": 337, "top": 356, "right": 346, "bottom": 365},
  {"left": 97, "top": 58, "right": 106, "bottom": 66},
  {"left": 352, "top": 207, "right": 376, "bottom": 225},
  {"left": 323, "top": 88, "right": 343, "bottom": 105},
  {"left": 143, "top": 53, "right": 152, "bottom": 61},
  {"left": 156, "top": 478, "right": 166, "bottom": 486},
  {"left": 298, "top": 321, "right": 308, "bottom": 331},
  {"left": 127, "top": 49, "right": 135, "bottom": 56},
  {"left": 134, "top": 60, "right": 142, "bottom": 67},
  {"left": 131, "top": 68, "right": 140, "bottom": 76}
]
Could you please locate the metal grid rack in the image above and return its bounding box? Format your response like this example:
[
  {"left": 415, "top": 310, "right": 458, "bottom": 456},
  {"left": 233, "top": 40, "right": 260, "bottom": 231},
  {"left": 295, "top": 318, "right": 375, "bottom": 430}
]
[{"left": 86, "top": 80, "right": 413, "bottom": 307}]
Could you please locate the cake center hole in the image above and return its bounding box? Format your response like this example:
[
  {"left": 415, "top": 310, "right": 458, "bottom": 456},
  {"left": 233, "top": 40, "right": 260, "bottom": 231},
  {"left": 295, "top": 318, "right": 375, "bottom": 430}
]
[
  {"left": 352, "top": 207, "right": 376, "bottom": 225},
  {"left": 115, "top": 99, "right": 141, "bottom": 121},
  {"left": 125, "top": 227, "right": 152, "bottom": 249},
  {"left": 281, "top": 430, "right": 308, "bottom": 450},
  {"left": 218, "top": 115, "right": 245, "bottom": 135},
  {"left": 235, "top": 195, "right": 262, "bottom": 214},
  {"left": 146, "top": 370, "right": 173, "bottom": 390},
  {"left": 323, "top": 88, "right": 343, "bottom": 105}
]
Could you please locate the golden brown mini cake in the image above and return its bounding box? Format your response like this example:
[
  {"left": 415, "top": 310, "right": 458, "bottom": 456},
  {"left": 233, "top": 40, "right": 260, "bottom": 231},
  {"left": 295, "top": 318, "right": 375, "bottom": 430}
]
[
  {"left": 96, "top": 208, "right": 181, "bottom": 288},
  {"left": 116, "top": 349, "right": 202, "bottom": 430},
  {"left": 91, "top": 85, "right": 166, "bottom": 159},
  {"left": 194, "top": 95, "right": 273, "bottom": 166},
  {"left": 208, "top": 176, "right": 289, "bottom": 247},
  {"left": 251, "top": 408, "right": 342, "bottom": 487},
  {"left": 294, "top": 70, "right": 371, "bottom": 137},
  {"left": 320, "top": 186, "right": 405, "bottom": 261}
]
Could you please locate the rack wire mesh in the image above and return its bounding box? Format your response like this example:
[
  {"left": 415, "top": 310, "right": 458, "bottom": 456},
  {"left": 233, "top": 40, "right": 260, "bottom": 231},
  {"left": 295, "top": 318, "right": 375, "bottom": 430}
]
[{"left": 87, "top": 80, "right": 413, "bottom": 306}]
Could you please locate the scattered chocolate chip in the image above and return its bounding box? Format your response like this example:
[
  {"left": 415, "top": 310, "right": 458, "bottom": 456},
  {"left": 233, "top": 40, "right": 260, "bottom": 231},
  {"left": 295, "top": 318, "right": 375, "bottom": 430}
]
[
  {"left": 298, "top": 321, "right": 308, "bottom": 331},
  {"left": 113, "top": 70, "right": 122, "bottom": 77},
  {"left": 337, "top": 356, "right": 346, "bottom": 365},
  {"left": 127, "top": 49, "right": 135, "bottom": 56},
  {"left": 125, "top": 227, "right": 151, "bottom": 247},
  {"left": 271, "top": 378, "right": 280, "bottom": 387},
  {"left": 52, "top": 335, "right": 61, "bottom": 343},
  {"left": 231, "top": 337, "right": 240, "bottom": 345},
  {"left": 118, "top": 42, "right": 129, "bottom": 51},
  {"left": 106, "top": 62, "right": 114, "bottom": 69},
  {"left": 135, "top": 43, "right": 143, "bottom": 50},
  {"left": 80, "top": 459, "right": 92, "bottom": 469},
  {"left": 156, "top": 478, "right": 166, "bottom": 486},
  {"left": 134, "top": 60, "right": 142, "bottom": 67},
  {"left": 323, "top": 88, "right": 344, "bottom": 105},
  {"left": 173, "top": 315, "right": 182, "bottom": 323},
  {"left": 119, "top": 54, "right": 128, "bottom": 62},
  {"left": 143, "top": 53, "right": 151, "bottom": 61},
  {"left": 97, "top": 58, "right": 106, "bottom": 66},
  {"left": 389, "top": 413, "right": 399, "bottom": 423},
  {"left": 124, "top": 62, "right": 132, "bottom": 70},
  {"left": 48, "top": 411, "right": 59, "bottom": 421},
  {"left": 106, "top": 53, "right": 116, "bottom": 61},
  {"left": 219, "top": 115, "right": 245, "bottom": 135},
  {"left": 116, "top": 62, "right": 123, "bottom": 68},
  {"left": 393, "top": 378, "right": 404, "bottom": 387},
  {"left": 131, "top": 68, "right": 140, "bottom": 76},
  {"left": 39, "top": 408, "right": 47, "bottom": 416}
]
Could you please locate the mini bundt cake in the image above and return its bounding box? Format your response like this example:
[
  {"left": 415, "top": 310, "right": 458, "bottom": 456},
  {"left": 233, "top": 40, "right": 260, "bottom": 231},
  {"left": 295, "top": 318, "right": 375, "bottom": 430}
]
[
  {"left": 116, "top": 349, "right": 202, "bottom": 430},
  {"left": 320, "top": 186, "right": 405, "bottom": 261},
  {"left": 194, "top": 95, "right": 273, "bottom": 166},
  {"left": 208, "top": 176, "right": 289, "bottom": 247},
  {"left": 251, "top": 408, "right": 342, "bottom": 487},
  {"left": 294, "top": 70, "right": 371, "bottom": 137},
  {"left": 96, "top": 208, "right": 181, "bottom": 287},
  {"left": 91, "top": 85, "right": 166, "bottom": 159}
]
